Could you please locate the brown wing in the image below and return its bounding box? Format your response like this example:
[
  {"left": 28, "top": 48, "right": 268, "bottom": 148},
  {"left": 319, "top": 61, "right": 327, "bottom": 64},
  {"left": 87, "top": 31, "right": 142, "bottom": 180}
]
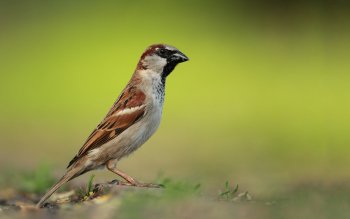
[{"left": 67, "top": 85, "right": 146, "bottom": 168}]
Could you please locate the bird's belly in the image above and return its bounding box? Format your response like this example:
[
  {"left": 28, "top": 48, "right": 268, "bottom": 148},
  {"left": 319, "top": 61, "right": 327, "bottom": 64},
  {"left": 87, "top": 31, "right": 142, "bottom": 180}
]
[
  {"left": 118, "top": 108, "right": 162, "bottom": 155},
  {"left": 88, "top": 107, "right": 162, "bottom": 163}
]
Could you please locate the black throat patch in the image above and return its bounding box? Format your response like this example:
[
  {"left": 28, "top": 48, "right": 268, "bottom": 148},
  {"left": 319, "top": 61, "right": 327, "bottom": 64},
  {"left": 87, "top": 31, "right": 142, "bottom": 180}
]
[{"left": 161, "top": 62, "right": 177, "bottom": 84}]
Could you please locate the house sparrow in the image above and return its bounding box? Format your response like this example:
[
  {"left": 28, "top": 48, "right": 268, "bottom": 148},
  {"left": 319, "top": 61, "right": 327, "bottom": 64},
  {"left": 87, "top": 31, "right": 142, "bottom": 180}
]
[{"left": 36, "top": 44, "right": 189, "bottom": 208}]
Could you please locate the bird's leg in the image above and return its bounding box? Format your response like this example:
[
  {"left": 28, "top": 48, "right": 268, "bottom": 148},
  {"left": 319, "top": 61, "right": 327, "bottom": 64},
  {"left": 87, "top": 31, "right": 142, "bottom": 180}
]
[{"left": 106, "top": 161, "right": 163, "bottom": 188}]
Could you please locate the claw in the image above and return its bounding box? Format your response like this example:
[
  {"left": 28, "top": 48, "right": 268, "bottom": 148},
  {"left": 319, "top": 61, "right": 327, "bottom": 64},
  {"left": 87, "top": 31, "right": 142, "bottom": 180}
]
[{"left": 110, "top": 180, "right": 163, "bottom": 188}]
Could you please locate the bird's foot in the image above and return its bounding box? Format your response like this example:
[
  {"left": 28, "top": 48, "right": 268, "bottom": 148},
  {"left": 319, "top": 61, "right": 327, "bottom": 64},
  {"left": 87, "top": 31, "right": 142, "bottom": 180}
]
[
  {"left": 131, "top": 182, "right": 164, "bottom": 188},
  {"left": 94, "top": 179, "right": 164, "bottom": 190},
  {"left": 110, "top": 179, "right": 164, "bottom": 188}
]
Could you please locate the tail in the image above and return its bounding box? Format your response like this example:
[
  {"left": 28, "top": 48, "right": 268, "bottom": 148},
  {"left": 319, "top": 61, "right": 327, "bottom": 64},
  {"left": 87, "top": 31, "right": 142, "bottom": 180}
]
[{"left": 36, "top": 167, "right": 81, "bottom": 208}]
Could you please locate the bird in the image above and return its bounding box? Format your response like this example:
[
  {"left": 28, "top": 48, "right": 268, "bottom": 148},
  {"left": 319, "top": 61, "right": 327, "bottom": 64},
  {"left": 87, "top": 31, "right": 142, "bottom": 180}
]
[{"left": 36, "top": 44, "right": 189, "bottom": 208}]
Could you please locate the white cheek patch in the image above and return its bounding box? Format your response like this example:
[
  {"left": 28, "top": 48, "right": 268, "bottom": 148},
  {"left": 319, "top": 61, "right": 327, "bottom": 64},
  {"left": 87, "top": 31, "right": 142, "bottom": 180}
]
[{"left": 143, "top": 55, "right": 167, "bottom": 73}]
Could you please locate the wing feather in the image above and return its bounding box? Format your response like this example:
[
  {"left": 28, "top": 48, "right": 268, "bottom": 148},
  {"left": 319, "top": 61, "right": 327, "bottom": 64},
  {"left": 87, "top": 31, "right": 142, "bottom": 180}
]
[{"left": 67, "top": 85, "right": 146, "bottom": 168}]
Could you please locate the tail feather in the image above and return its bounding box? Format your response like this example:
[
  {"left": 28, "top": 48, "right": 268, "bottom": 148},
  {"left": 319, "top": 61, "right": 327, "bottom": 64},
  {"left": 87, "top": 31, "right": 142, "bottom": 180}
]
[{"left": 36, "top": 168, "right": 80, "bottom": 208}]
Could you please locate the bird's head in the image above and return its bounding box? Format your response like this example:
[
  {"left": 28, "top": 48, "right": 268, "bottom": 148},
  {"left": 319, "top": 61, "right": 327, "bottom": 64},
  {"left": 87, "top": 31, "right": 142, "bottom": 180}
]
[{"left": 137, "top": 44, "right": 189, "bottom": 79}]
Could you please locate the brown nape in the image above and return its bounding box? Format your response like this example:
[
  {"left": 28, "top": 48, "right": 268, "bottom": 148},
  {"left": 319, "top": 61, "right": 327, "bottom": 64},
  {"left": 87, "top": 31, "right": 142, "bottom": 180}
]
[
  {"left": 140, "top": 44, "right": 165, "bottom": 60},
  {"left": 136, "top": 61, "right": 147, "bottom": 70},
  {"left": 136, "top": 44, "right": 165, "bottom": 70}
]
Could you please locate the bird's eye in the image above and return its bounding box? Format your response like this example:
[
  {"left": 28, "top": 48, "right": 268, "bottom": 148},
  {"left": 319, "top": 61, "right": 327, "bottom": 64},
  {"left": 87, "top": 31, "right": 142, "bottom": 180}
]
[{"left": 158, "top": 48, "right": 167, "bottom": 56}]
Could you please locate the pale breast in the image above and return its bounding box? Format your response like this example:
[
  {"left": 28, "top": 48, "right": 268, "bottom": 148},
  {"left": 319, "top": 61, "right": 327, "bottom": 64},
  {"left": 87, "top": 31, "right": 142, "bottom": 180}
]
[
  {"left": 87, "top": 70, "right": 165, "bottom": 163},
  {"left": 87, "top": 91, "right": 164, "bottom": 163}
]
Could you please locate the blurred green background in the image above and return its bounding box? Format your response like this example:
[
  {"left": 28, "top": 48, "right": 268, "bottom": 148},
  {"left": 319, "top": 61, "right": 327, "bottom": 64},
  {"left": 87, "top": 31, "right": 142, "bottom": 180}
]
[{"left": 0, "top": 0, "right": 349, "bottom": 195}]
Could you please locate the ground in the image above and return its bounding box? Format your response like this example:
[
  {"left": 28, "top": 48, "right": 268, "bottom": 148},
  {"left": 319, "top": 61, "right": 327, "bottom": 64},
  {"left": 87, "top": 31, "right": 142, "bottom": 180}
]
[{"left": 1, "top": 168, "right": 350, "bottom": 219}]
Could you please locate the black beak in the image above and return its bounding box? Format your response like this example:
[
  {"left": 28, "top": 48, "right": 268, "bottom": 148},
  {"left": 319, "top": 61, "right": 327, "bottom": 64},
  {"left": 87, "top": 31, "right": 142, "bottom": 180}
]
[{"left": 171, "top": 51, "right": 189, "bottom": 63}]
